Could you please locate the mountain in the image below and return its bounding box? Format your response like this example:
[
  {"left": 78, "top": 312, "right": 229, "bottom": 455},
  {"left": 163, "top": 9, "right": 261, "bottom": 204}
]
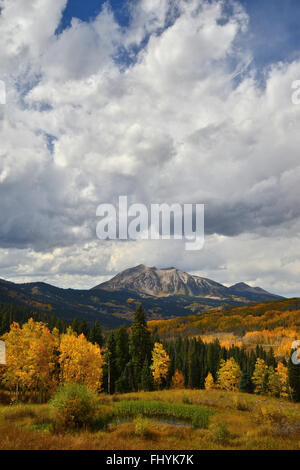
[
  {"left": 0, "top": 266, "right": 283, "bottom": 328},
  {"left": 94, "top": 264, "right": 283, "bottom": 302},
  {"left": 96, "top": 264, "right": 229, "bottom": 298},
  {"left": 227, "top": 282, "right": 282, "bottom": 302}
]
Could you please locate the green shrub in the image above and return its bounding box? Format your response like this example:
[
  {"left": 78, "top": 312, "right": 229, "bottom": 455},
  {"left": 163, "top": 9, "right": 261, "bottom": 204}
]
[
  {"left": 134, "top": 415, "right": 151, "bottom": 437},
  {"left": 49, "top": 383, "right": 101, "bottom": 431}
]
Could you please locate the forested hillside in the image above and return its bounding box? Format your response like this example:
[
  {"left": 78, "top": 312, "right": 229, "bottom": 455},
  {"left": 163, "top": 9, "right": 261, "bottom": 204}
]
[{"left": 149, "top": 298, "right": 300, "bottom": 338}]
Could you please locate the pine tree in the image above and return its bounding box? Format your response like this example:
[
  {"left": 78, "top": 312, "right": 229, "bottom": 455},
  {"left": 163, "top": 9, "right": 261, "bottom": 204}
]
[
  {"left": 207, "top": 340, "right": 221, "bottom": 380},
  {"left": 78, "top": 320, "right": 89, "bottom": 338},
  {"left": 88, "top": 320, "right": 103, "bottom": 347},
  {"left": 71, "top": 317, "right": 79, "bottom": 334},
  {"left": 141, "top": 360, "right": 154, "bottom": 391},
  {"left": 166, "top": 354, "right": 175, "bottom": 388},
  {"left": 115, "top": 326, "right": 130, "bottom": 377},
  {"left": 55, "top": 318, "right": 66, "bottom": 333},
  {"left": 115, "top": 361, "right": 135, "bottom": 393},
  {"left": 288, "top": 355, "right": 300, "bottom": 402},
  {"left": 0, "top": 312, "right": 10, "bottom": 335},
  {"left": 239, "top": 371, "right": 253, "bottom": 393},
  {"left": 188, "top": 340, "right": 200, "bottom": 388},
  {"left": 129, "top": 304, "right": 152, "bottom": 389},
  {"left": 266, "top": 347, "right": 276, "bottom": 368},
  {"left": 104, "top": 332, "right": 117, "bottom": 394}
]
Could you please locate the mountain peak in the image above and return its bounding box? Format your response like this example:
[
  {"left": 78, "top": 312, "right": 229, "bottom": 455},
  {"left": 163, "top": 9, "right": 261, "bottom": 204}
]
[
  {"left": 230, "top": 282, "right": 251, "bottom": 289},
  {"left": 94, "top": 265, "right": 230, "bottom": 299},
  {"left": 93, "top": 265, "right": 283, "bottom": 302}
]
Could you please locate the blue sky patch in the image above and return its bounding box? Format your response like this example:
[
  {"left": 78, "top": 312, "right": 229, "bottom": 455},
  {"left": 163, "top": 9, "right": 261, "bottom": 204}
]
[{"left": 57, "top": 0, "right": 300, "bottom": 70}]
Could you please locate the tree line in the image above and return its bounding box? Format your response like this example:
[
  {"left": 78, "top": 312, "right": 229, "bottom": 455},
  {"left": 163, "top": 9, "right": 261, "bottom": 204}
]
[
  {"left": 99, "top": 305, "right": 300, "bottom": 401},
  {"left": 0, "top": 303, "right": 104, "bottom": 346},
  {"left": 0, "top": 303, "right": 300, "bottom": 402}
]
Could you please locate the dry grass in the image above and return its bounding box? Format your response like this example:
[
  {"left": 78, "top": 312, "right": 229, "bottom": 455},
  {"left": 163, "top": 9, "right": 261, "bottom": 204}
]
[{"left": 0, "top": 389, "right": 300, "bottom": 450}]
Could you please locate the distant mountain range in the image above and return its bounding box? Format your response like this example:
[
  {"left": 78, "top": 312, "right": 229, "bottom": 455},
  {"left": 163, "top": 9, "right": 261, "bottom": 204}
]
[
  {"left": 96, "top": 265, "right": 282, "bottom": 302},
  {"left": 0, "top": 265, "right": 283, "bottom": 328}
]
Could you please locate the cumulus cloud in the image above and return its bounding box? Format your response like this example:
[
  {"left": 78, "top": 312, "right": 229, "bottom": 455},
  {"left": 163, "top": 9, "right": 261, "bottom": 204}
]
[{"left": 0, "top": 0, "right": 300, "bottom": 295}]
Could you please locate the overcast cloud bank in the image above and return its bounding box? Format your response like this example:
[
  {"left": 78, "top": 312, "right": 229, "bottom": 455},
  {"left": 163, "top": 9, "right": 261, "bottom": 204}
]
[{"left": 0, "top": 0, "right": 300, "bottom": 296}]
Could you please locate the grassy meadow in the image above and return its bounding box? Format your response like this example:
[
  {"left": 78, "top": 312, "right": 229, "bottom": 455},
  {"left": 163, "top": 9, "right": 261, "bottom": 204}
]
[{"left": 1, "top": 388, "right": 300, "bottom": 450}]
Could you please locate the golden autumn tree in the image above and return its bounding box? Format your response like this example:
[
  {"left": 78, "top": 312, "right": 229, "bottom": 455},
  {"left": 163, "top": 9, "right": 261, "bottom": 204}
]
[
  {"left": 217, "top": 358, "right": 241, "bottom": 391},
  {"left": 59, "top": 329, "right": 103, "bottom": 392},
  {"left": 267, "top": 366, "right": 280, "bottom": 397},
  {"left": 252, "top": 358, "right": 269, "bottom": 394},
  {"left": 150, "top": 342, "right": 170, "bottom": 388},
  {"left": 2, "top": 318, "right": 58, "bottom": 400},
  {"left": 171, "top": 369, "right": 185, "bottom": 389},
  {"left": 276, "top": 362, "right": 289, "bottom": 398},
  {"left": 205, "top": 372, "right": 215, "bottom": 390}
]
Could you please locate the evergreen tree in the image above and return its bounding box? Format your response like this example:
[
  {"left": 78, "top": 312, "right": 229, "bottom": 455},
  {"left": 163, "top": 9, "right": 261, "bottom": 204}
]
[
  {"left": 288, "top": 354, "right": 300, "bottom": 402},
  {"left": 103, "top": 332, "right": 117, "bottom": 394},
  {"left": 72, "top": 317, "right": 79, "bottom": 334},
  {"left": 174, "top": 337, "right": 184, "bottom": 374},
  {"left": 239, "top": 370, "right": 253, "bottom": 393},
  {"left": 115, "top": 360, "right": 135, "bottom": 393},
  {"left": 207, "top": 340, "right": 221, "bottom": 380},
  {"left": 0, "top": 312, "right": 9, "bottom": 335},
  {"left": 188, "top": 349, "right": 199, "bottom": 388},
  {"left": 55, "top": 318, "right": 66, "bottom": 333},
  {"left": 129, "top": 304, "right": 152, "bottom": 389},
  {"left": 166, "top": 355, "right": 175, "bottom": 388},
  {"left": 141, "top": 360, "right": 154, "bottom": 391},
  {"left": 266, "top": 347, "right": 276, "bottom": 368},
  {"left": 115, "top": 326, "right": 130, "bottom": 377},
  {"left": 78, "top": 320, "right": 89, "bottom": 338},
  {"left": 89, "top": 320, "right": 103, "bottom": 347}
]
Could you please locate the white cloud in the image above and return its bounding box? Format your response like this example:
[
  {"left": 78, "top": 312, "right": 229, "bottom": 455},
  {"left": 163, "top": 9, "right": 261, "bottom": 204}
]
[{"left": 0, "top": 0, "right": 300, "bottom": 295}]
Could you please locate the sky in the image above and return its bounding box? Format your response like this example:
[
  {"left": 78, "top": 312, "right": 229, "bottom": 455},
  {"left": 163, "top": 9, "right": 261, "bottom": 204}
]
[{"left": 0, "top": 0, "right": 300, "bottom": 296}]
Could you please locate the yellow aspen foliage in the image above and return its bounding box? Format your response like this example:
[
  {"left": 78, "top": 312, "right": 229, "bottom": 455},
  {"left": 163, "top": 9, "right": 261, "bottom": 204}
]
[
  {"left": 217, "top": 358, "right": 241, "bottom": 391},
  {"left": 150, "top": 342, "right": 170, "bottom": 387},
  {"left": 205, "top": 372, "right": 215, "bottom": 390},
  {"left": 171, "top": 369, "right": 185, "bottom": 389},
  {"left": 267, "top": 366, "right": 280, "bottom": 397},
  {"left": 276, "top": 362, "right": 289, "bottom": 398},
  {"left": 59, "top": 332, "right": 103, "bottom": 392},
  {"left": 2, "top": 318, "right": 58, "bottom": 398},
  {"left": 252, "top": 358, "right": 269, "bottom": 394}
]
